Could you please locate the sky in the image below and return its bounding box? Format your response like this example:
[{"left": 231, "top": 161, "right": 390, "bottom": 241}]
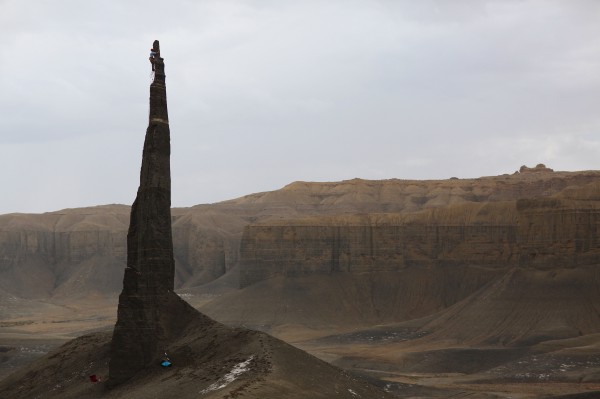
[{"left": 1, "top": 0, "right": 600, "bottom": 214}]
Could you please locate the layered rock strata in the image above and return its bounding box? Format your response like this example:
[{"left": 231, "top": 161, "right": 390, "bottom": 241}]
[
  {"left": 239, "top": 223, "right": 517, "bottom": 288},
  {"left": 2, "top": 172, "right": 600, "bottom": 299},
  {"left": 238, "top": 191, "right": 600, "bottom": 288},
  {"left": 517, "top": 196, "right": 600, "bottom": 269}
]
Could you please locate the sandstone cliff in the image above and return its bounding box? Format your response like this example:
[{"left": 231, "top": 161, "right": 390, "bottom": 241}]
[
  {"left": 238, "top": 202, "right": 519, "bottom": 288},
  {"left": 0, "top": 206, "right": 239, "bottom": 299},
  {"left": 200, "top": 179, "right": 600, "bottom": 339},
  {"left": 1, "top": 171, "right": 599, "bottom": 301},
  {"left": 237, "top": 187, "right": 600, "bottom": 288},
  {"left": 0, "top": 206, "right": 129, "bottom": 299}
]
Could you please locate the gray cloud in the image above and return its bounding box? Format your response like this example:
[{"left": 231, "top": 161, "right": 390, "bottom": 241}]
[{"left": 1, "top": 0, "right": 600, "bottom": 213}]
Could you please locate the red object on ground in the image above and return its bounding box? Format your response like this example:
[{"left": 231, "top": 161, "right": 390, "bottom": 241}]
[{"left": 89, "top": 375, "right": 99, "bottom": 383}]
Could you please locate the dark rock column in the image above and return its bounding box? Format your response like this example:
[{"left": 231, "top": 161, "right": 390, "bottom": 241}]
[{"left": 108, "top": 40, "right": 186, "bottom": 386}]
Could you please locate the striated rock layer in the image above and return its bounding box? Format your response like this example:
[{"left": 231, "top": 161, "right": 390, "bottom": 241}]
[
  {"left": 238, "top": 188, "right": 600, "bottom": 288},
  {"left": 1, "top": 171, "right": 600, "bottom": 300},
  {"left": 239, "top": 221, "right": 517, "bottom": 288}
]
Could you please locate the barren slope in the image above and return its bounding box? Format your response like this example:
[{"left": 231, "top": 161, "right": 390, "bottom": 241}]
[{"left": 0, "top": 313, "right": 394, "bottom": 399}]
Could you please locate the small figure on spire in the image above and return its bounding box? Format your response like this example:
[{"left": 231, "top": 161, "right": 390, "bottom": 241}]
[{"left": 149, "top": 48, "right": 159, "bottom": 71}]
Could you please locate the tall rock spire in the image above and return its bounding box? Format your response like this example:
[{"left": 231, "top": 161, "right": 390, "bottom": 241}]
[
  {"left": 108, "top": 40, "right": 179, "bottom": 386},
  {"left": 129, "top": 40, "right": 173, "bottom": 294}
]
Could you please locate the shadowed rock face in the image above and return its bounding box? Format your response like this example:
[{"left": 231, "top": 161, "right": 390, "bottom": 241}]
[
  {"left": 108, "top": 40, "right": 195, "bottom": 386},
  {"left": 126, "top": 40, "right": 173, "bottom": 295}
]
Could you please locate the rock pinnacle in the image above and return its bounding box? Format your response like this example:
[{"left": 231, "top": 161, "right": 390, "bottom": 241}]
[{"left": 108, "top": 40, "right": 190, "bottom": 386}]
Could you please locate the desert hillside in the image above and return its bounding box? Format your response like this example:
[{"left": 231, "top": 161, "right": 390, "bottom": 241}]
[
  {"left": 0, "top": 303, "right": 394, "bottom": 399},
  {"left": 2, "top": 168, "right": 600, "bottom": 398},
  {"left": 1, "top": 169, "right": 598, "bottom": 300}
]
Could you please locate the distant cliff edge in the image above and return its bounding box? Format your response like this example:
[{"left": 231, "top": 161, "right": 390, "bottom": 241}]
[{"left": 0, "top": 169, "right": 599, "bottom": 300}]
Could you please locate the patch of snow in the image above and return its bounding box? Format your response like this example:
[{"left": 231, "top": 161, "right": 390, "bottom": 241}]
[
  {"left": 200, "top": 356, "right": 254, "bottom": 395},
  {"left": 348, "top": 388, "right": 360, "bottom": 397}
]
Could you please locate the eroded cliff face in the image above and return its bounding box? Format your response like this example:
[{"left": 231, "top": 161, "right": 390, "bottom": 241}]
[
  {"left": 517, "top": 197, "right": 600, "bottom": 270},
  {"left": 0, "top": 207, "right": 129, "bottom": 298},
  {"left": 0, "top": 208, "right": 236, "bottom": 298},
  {"left": 1, "top": 171, "right": 599, "bottom": 300},
  {"left": 239, "top": 223, "right": 518, "bottom": 288},
  {"left": 203, "top": 185, "right": 600, "bottom": 337},
  {"left": 238, "top": 185, "right": 600, "bottom": 288},
  {"left": 171, "top": 211, "right": 240, "bottom": 287}
]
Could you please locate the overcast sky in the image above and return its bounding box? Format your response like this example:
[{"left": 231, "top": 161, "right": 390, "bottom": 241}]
[{"left": 1, "top": 0, "right": 599, "bottom": 214}]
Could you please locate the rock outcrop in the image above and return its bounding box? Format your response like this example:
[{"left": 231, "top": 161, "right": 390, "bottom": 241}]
[
  {"left": 239, "top": 221, "right": 518, "bottom": 288},
  {"left": 519, "top": 163, "right": 554, "bottom": 173},
  {"left": 108, "top": 40, "right": 201, "bottom": 386},
  {"left": 0, "top": 206, "right": 237, "bottom": 299},
  {"left": 236, "top": 182, "right": 600, "bottom": 288},
  {"left": 0, "top": 207, "right": 128, "bottom": 298}
]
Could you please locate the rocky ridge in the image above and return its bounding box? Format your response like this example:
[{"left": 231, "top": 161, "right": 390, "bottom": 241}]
[{"left": 1, "top": 170, "right": 599, "bottom": 300}]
